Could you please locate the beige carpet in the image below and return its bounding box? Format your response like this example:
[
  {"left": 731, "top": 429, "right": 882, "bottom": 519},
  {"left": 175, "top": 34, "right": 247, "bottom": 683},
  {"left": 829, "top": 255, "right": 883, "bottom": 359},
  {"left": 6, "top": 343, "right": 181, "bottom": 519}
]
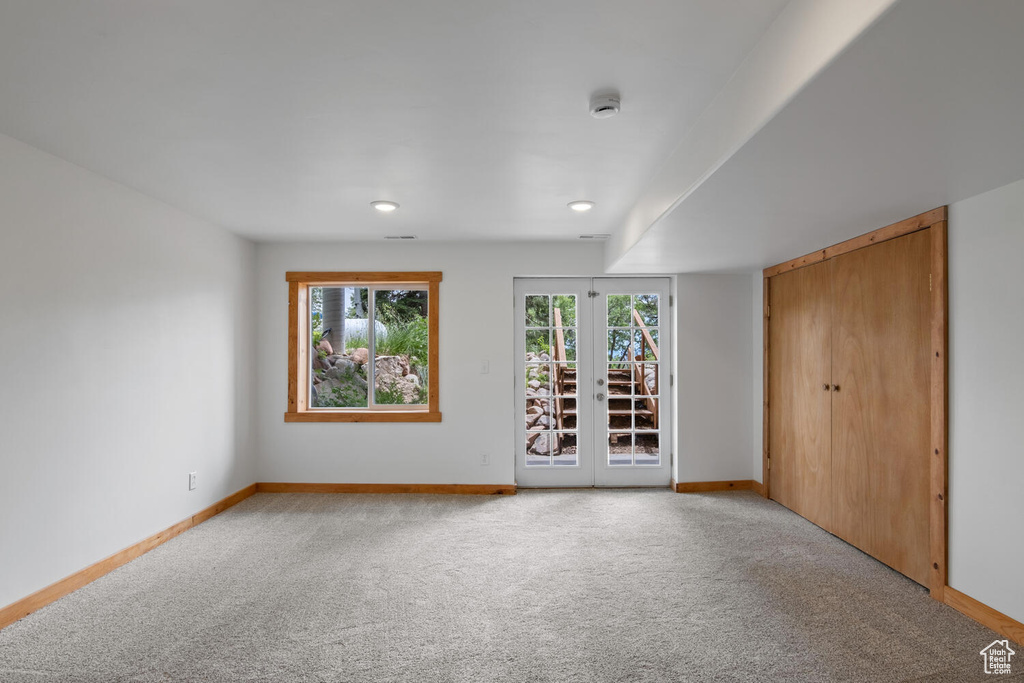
[{"left": 0, "top": 490, "right": 1017, "bottom": 682}]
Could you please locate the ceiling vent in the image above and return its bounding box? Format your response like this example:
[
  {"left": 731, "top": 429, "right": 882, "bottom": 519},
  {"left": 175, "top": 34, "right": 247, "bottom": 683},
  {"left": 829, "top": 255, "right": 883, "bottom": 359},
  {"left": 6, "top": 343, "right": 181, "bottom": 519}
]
[
  {"left": 579, "top": 233, "right": 611, "bottom": 240},
  {"left": 384, "top": 235, "right": 417, "bottom": 240},
  {"left": 589, "top": 92, "right": 621, "bottom": 119}
]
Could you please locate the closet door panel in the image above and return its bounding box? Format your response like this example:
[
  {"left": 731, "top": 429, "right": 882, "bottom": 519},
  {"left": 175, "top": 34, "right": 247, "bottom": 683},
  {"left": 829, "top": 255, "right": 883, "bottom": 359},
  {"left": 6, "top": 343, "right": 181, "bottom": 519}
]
[
  {"left": 831, "top": 230, "right": 931, "bottom": 585},
  {"left": 769, "top": 262, "right": 832, "bottom": 530}
]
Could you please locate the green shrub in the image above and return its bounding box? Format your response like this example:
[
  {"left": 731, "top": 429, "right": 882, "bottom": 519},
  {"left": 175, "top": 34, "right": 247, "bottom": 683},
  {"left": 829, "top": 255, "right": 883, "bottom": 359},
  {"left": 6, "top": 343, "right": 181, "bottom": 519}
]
[
  {"left": 378, "top": 317, "right": 428, "bottom": 359},
  {"left": 375, "top": 381, "right": 407, "bottom": 405}
]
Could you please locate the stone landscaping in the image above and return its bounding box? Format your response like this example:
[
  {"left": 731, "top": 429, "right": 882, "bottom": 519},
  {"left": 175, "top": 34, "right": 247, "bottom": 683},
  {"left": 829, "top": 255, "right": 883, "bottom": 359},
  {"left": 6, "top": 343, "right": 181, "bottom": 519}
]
[
  {"left": 311, "top": 339, "right": 424, "bottom": 406},
  {"left": 525, "top": 351, "right": 576, "bottom": 456}
]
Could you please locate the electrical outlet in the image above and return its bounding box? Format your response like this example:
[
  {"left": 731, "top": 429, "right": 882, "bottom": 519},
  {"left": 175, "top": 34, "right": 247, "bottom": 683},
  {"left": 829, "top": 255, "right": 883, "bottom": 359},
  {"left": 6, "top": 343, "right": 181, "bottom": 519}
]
[
  {"left": 480, "top": 360, "right": 490, "bottom": 374},
  {"left": 188, "top": 472, "right": 197, "bottom": 491},
  {"left": 480, "top": 453, "right": 490, "bottom": 466}
]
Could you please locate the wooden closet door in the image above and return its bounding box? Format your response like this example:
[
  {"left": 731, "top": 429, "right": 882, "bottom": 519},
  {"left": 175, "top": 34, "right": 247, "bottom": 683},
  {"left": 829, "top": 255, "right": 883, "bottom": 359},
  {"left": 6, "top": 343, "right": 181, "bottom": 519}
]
[
  {"left": 830, "top": 229, "right": 931, "bottom": 585},
  {"left": 769, "top": 261, "right": 832, "bottom": 530}
]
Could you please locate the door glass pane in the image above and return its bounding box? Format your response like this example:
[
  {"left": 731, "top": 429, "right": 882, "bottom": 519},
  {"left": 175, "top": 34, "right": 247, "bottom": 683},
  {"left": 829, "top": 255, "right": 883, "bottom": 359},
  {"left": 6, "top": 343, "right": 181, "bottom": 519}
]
[
  {"left": 638, "top": 363, "right": 659, "bottom": 397},
  {"left": 607, "top": 294, "right": 631, "bottom": 326},
  {"left": 553, "top": 363, "right": 576, "bottom": 396},
  {"left": 525, "top": 291, "right": 578, "bottom": 469},
  {"left": 525, "top": 329, "right": 551, "bottom": 359},
  {"left": 525, "top": 295, "right": 550, "bottom": 327},
  {"left": 608, "top": 433, "right": 633, "bottom": 466},
  {"left": 559, "top": 329, "right": 577, "bottom": 361},
  {"left": 634, "top": 294, "right": 659, "bottom": 326},
  {"left": 633, "top": 329, "right": 659, "bottom": 361},
  {"left": 552, "top": 294, "right": 577, "bottom": 327},
  {"left": 603, "top": 292, "right": 662, "bottom": 468},
  {"left": 554, "top": 433, "right": 578, "bottom": 464},
  {"left": 607, "top": 329, "right": 633, "bottom": 362},
  {"left": 526, "top": 363, "right": 551, "bottom": 395},
  {"left": 635, "top": 432, "right": 660, "bottom": 466},
  {"left": 607, "top": 364, "right": 634, "bottom": 396}
]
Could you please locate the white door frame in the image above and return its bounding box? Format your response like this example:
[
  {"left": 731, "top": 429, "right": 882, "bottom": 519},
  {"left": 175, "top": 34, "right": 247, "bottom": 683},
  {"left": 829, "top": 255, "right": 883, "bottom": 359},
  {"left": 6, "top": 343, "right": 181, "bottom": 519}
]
[{"left": 514, "top": 277, "right": 672, "bottom": 488}]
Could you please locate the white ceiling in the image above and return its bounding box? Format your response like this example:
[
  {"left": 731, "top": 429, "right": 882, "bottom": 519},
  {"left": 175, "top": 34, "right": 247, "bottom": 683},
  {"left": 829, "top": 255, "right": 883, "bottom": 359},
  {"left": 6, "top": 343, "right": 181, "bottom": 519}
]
[
  {"left": 0, "top": 0, "right": 788, "bottom": 242},
  {"left": 3, "top": 1, "right": 1021, "bottom": 272},
  {"left": 610, "top": 0, "right": 1024, "bottom": 273}
]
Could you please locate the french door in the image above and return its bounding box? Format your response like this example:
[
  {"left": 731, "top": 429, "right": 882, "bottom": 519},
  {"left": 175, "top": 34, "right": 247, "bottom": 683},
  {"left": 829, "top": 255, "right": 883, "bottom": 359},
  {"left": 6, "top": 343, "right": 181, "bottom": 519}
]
[{"left": 514, "top": 277, "right": 671, "bottom": 487}]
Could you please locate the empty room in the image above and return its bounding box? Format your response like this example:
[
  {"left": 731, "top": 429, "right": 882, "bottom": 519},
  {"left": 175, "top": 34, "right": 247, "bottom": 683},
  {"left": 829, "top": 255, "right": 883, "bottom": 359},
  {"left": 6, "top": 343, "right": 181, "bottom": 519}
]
[{"left": 1, "top": 1, "right": 1022, "bottom": 681}]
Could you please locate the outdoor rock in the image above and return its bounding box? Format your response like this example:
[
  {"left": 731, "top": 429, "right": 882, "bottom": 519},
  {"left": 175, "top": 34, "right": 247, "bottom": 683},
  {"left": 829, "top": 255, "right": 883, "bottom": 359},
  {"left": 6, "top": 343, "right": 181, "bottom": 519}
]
[
  {"left": 375, "top": 356, "right": 420, "bottom": 404},
  {"left": 326, "top": 364, "right": 354, "bottom": 381},
  {"left": 316, "top": 339, "right": 333, "bottom": 356},
  {"left": 350, "top": 348, "right": 369, "bottom": 365},
  {"left": 333, "top": 358, "right": 356, "bottom": 374},
  {"left": 530, "top": 432, "right": 555, "bottom": 455}
]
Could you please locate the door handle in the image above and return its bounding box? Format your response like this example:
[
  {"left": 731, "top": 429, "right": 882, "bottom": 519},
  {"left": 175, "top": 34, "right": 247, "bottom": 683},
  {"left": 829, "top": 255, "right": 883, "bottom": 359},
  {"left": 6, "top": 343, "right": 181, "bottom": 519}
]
[
  {"left": 832, "top": 385, "right": 840, "bottom": 392},
  {"left": 823, "top": 384, "right": 830, "bottom": 391},
  {"left": 596, "top": 393, "right": 605, "bottom": 401},
  {"left": 596, "top": 379, "right": 605, "bottom": 386}
]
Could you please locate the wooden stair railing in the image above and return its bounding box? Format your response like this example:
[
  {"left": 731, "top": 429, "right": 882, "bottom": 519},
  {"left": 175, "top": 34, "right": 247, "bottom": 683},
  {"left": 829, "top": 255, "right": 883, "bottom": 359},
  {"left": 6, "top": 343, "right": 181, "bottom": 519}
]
[
  {"left": 632, "top": 308, "right": 659, "bottom": 428},
  {"left": 553, "top": 309, "right": 566, "bottom": 437},
  {"left": 543, "top": 306, "right": 657, "bottom": 454}
]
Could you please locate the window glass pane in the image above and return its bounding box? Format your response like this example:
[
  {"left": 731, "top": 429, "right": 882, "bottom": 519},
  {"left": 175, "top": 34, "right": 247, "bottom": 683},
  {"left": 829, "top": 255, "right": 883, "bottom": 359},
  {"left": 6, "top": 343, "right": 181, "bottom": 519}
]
[
  {"left": 311, "top": 354, "right": 368, "bottom": 408},
  {"left": 525, "top": 295, "right": 550, "bottom": 327},
  {"left": 373, "top": 289, "right": 429, "bottom": 405},
  {"left": 310, "top": 286, "right": 370, "bottom": 407},
  {"left": 314, "top": 286, "right": 370, "bottom": 355}
]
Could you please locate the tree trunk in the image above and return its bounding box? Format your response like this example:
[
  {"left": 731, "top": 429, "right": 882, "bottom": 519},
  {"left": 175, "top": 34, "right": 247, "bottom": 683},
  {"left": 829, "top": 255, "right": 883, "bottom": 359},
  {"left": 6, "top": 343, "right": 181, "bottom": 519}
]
[{"left": 323, "top": 287, "right": 346, "bottom": 354}]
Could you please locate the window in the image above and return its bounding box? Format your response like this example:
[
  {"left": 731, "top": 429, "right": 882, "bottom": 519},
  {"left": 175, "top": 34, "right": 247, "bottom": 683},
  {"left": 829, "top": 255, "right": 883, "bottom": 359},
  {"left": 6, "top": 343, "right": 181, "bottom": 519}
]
[{"left": 285, "top": 272, "right": 441, "bottom": 422}]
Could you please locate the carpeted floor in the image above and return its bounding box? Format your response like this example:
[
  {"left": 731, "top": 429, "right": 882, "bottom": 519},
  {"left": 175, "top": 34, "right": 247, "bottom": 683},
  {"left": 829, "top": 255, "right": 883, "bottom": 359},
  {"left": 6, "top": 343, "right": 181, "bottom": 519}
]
[{"left": 0, "top": 490, "right": 1017, "bottom": 682}]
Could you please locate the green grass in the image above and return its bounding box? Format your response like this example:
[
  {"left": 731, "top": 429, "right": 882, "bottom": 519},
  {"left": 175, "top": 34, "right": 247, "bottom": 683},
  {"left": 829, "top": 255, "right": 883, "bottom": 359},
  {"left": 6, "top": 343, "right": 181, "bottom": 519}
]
[{"left": 345, "top": 317, "right": 428, "bottom": 360}]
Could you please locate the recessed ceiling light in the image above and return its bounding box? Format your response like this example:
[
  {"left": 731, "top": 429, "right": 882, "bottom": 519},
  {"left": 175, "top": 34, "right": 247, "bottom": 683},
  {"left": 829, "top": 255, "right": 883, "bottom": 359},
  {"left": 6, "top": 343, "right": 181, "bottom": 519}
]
[
  {"left": 371, "top": 200, "right": 399, "bottom": 212},
  {"left": 568, "top": 200, "right": 595, "bottom": 212}
]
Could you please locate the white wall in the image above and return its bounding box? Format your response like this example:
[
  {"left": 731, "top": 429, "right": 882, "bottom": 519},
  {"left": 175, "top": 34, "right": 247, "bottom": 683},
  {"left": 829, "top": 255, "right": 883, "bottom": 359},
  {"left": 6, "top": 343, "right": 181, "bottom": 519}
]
[
  {"left": 0, "top": 134, "right": 256, "bottom": 610},
  {"left": 675, "top": 274, "right": 754, "bottom": 483},
  {"left": 255, "top": 241, "right": 604, "bottom": 485},
  {"left": 751, "top": 272, "right": 764, "bottom": 483},
  {"left": 947, "top": 178, "right": 1024, "bottom": 623}
]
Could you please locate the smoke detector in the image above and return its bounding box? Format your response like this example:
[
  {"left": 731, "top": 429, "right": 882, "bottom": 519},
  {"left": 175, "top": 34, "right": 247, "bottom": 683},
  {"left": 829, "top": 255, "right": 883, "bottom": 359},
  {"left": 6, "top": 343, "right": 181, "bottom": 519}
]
[{"left": 589, "top": 92, "right": 621, "bottom": 119}]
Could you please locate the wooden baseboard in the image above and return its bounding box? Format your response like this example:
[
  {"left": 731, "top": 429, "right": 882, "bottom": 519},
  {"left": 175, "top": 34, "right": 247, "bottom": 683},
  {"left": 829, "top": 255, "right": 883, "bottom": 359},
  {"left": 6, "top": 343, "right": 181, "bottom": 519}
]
[
  {"left": 255, "top": 482, "right": 517, "bottom": 495},
  {"left": 944, "top": 586, "right": 1024, "bottom": 646},
  {"left": 0, "top": 483, "right": 257, "bottom": 632},
  {"left": 751, "top": 480, "right": 764, "bottom": 496},
  {"left": 674, "top": 480, "right": 758, "bottom": 493}
]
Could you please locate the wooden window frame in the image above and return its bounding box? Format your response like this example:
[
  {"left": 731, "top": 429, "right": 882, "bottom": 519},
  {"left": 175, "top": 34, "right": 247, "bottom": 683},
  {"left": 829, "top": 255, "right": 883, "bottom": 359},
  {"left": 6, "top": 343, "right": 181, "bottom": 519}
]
[{"left": 285, "top": 271, "right": 442, "bottom": 423}]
